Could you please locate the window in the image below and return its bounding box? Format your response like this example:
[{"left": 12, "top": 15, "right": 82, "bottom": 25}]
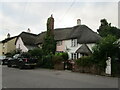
[
  {"left": 57, "top": 41, "right": 62, "bottom": 46},
  {"left": 71, "top": 53, "right": 79, "bottom": 60},
  {"left": 2, "top": 52, "right": 4, "bottom": 55},
  {"left": 77, "top": 53, "right": 79, "bottom": 59},
  {"left": 71, "top": 53, "right": 74, "bottom": 60},
  {"left": 71, "top": 39, "right": 77, "bottom": 47},
  {"left": 81, "top": 53, "right": 88, "bottom": 57},
  {"left": 74, "top": 53, "right": 77, "bottom": 59}
]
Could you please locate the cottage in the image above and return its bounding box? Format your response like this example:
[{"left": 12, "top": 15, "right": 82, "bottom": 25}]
[
  {"left": 15, "top": 31, "right": 38, "bottom": 52},
  {"left": 2, "top": 17, "right": 101, "bottom": 60},
  {"left": 0, "top": 34, "right": 17, "bottom": 56},
  {"left": 35, "top": 23, "right": 101, "bottom": 60}
]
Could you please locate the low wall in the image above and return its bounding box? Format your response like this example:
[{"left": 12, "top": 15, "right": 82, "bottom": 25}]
[
  {"left": 72, "top": 64, "right": 105, "bottom": 75},
  {"left": 54, "top": 62, "right": 64, "bottom": 70}
]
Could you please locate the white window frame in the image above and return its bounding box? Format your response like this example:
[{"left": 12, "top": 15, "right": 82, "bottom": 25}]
[
  {"left": 71, "top": 53, "right": 78, "bottom": 60},
  {"left": 71, "top": 39, "right": 77, "bottom": 47}
]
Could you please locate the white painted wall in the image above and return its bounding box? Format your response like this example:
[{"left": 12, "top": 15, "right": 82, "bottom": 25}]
[
  {"left": 62, "top": 39, "right": 95, "bottom": 60},
  {"left": 16, "top": 37, "right": 28, "bottom": 52},
  {"left": 38, "top": 38, "right": 96, "bottom": 60},
  {"left": 87, "top": 43, "right": 95, "bottom": 53},
  {"left": 64, "top": 39, "right": 81, "bottom": 59}
]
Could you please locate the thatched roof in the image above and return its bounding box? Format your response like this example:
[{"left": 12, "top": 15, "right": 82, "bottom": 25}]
[
  {"left": 14, "top": 25, "right": 101, "bottom": 47},
  {"left": 69, "top": 25, "right": 101, "bottom": 43},
  {"left": 35, "top": 32, "right": 46, "bottom": 44},
  {"left": 54, "top": 27, "right": 73, "bottom": 41},
  {"left": 35, "top": 25, "right": 101, "bottom": 44},
  {"left": 16, "top": 32, "right": 38, "bottom": 46},
  {"left": 1, "top": 36, "right": 17, "bottom": 43},
  {"left": 35, "top": 27, "right": 73, "bottom": 44},
  {"left": 75, "top": 44, "right": 92, "bottom": 54}
]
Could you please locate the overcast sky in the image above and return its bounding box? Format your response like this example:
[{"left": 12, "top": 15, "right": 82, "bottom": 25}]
[{"left": 0, "top": 0, "right": 118, "bottom": 41}]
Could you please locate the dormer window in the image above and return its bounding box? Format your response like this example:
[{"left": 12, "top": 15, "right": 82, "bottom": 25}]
[
  {"left": 71, "top": 39, "right": 77, "bottom": 47},
  {"left": 57, "top": 41, "right": 62, "bottom": 46}
]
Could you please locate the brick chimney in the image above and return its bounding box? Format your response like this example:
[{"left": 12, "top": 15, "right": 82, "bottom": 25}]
[
  {"left": 77, "top": 19, "right": 81, "bottom": 25},
  {"left": 50, "top": 14, "right": 54, "bottom": 30},
  {"left": 47, "top": 14, "right": 54, "bottom": 35}
]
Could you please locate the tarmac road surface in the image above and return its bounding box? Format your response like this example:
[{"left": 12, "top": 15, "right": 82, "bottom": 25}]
[{"left": 2, "top": 65, "right": 118, "bottom": 88}]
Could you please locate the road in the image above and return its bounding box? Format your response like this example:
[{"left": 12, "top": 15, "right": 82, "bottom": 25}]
[{"left": 2, "top": 65, "right": 118, "bottom": 88}]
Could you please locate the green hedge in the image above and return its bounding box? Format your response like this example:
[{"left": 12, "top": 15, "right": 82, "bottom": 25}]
[
  {"left": 52, "top": 55, "right": 64, "bottom": 64},
  {"left": 55, "top": 52, "right": 68, "bottom": 61},
  {"left": 76, "top": 56, "right": 93, "bottom": 67}
]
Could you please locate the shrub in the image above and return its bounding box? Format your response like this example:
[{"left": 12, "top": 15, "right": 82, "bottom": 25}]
[
  {"left": 76, "top": 56, "right": 93, "bottom": 67},
  {"left": 42, "top": 54, "right": 54, "bottom": 69},
  {"left": 55, "top": 52, "right": 69, "bottom": 61},
  {"left": 28, "top": 48, "right": 43, "bottom": 58},
  {"left": 52, "top": 55, "right": 64, "bottom": 64},
  {"left": 21, "top": 52, "right": 31, "bottom": 58},
  {"left": 28, "top": 48, "right": 43, "bottom": 67},
  {"left": 61, "top": 52, "right": 69, "bottom": 61}
]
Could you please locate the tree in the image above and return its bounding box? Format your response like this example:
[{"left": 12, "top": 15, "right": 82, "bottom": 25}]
[
  {"left": 28, "top": 48, "right": 43, "bottom": 58},
  {"left": 41, "top": 15, "right": 56, "bottom": 68},
  {"left": 42, "top": 35, "right": 56, "bottom": 55},
  {"left": 92, "top": 35, "right": 119, "bottom": 69},
  {"left": 42, "top": 15, "right": 56, "bottom": 55},
  {"left": 97, "top": 19, "right": 120, "bottom": 38}
]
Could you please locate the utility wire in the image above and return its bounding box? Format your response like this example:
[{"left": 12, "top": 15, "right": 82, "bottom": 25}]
[
  {"left": 19, "top": 2, "right": 28, "bottom": 30},
  {"left": 57, "top": 0, "right": 76, "bottom": 27}
]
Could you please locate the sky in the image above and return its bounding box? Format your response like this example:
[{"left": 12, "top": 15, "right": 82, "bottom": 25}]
[{"left": 0, "top": 0, "right": 119, "bottom": 41}]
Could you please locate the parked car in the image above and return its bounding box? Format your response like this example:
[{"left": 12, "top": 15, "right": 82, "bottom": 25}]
[
  {"left": 7, "top": 54, "right": 38, "bottom": 69},
  {"left": 0, "top": 56, "right": 5, "bottom": 65},
  {"left": 0, "top": 56, "right": 9, "bottom": 65},
  {"left": 2, "top": 57, "right": 12, "bottom": 65},
  {"left": 2, "top": 57, "right": 8, "bottom": 65}
]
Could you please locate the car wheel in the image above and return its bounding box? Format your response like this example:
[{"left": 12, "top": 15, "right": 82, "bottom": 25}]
[
  {"left": 30, "top": 66, "right": 35, "bottom": 69},
  {"left": 19, "top": 62, "right": 24, "bottom": 69},
  {"left": 7, "top": 62, "right": 12, "bottom": 67}
]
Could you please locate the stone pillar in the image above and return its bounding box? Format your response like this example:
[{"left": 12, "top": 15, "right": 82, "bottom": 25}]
[{"left": 105, "top": 57, "right": 111, "bottom": 75}]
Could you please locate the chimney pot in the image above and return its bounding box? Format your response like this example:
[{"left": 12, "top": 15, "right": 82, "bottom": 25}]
[
  {"left": 7, "top": 33, "right": 10, "bottom": 38},
  {"left": 51, "top": 14, "right": 53, "bottom": 18},
  {"left": 77, "top": 19, "right": 81, "bottom": 25},
  {"left": 27, "top": 28, "right": 31, "bottom": 33}
]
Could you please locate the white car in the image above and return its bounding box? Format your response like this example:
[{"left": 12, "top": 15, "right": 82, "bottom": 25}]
[{"left": 0, "top": 56, "right": 6, "bottom": 65}]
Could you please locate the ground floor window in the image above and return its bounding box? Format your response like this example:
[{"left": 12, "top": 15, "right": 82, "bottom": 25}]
[
  {"left": 81, "top": 53, "right": 88, "bottom": 57},
  {"left": 71, "top": 53, "right": 89, "bottom": 60},
  {"left": 2, "top": 52, "right": 4, "bottom": 55},
  {"left": 71, "top": 53, "right": 79, "bottom": 60}
]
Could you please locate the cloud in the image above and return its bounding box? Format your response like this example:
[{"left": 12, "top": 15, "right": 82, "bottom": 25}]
[
  {"left": 0, "top": 0, "right": 119, "bottom": 2},
  {"left": 0, "top": 8, "right": 26, "bottom": 39},
  {"left": 0, "top": 2, "right": 118, "bottom": 41}
]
